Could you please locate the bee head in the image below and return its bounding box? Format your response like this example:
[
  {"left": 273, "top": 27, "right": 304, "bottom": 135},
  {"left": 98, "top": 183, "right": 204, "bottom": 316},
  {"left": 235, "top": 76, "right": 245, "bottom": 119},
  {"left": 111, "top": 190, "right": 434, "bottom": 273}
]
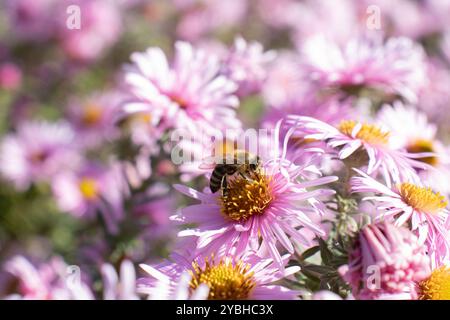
[{"left": 249, "top": 156, "right": 261, "bottom": 171}]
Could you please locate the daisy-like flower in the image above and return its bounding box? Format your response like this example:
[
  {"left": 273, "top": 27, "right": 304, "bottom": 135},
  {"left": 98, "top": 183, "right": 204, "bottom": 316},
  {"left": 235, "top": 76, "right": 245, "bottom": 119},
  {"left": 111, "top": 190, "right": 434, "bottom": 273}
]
[
  {"left": 101, "top": 260, "right": 139, "bottom": 300},
  {"left": 172, "top": 121, "right": 337, "bottom": 266},
  {"left": 66, "top": 92, "right": 123, "bottom": 148},
  {"left": 377, "top": 102, "right": 450, "bottom": 195},
  {"left": 5, "top": 0, "right": 57, "bottom": 41},
  {"left": 223, "top": 37, "right": 276, "bottom": 97},
  {"left": 52, "top": 162, "right": 126, "bottom": 234},
  {"left": 123, "top": 41, "right": 240, "bottom": 136},
  {"left": 418, "top": 266, "right": 450, "bottom": 300},
  {"left": 56, "top": 0, "right": 122, "bottom": 62},
  {"left": 2, "top": 255, "right": 94, "bottom": 300},
  {"left": 351, "top": 169, "right": 450, "bottom": 266},
  {"left": 340, "top": 222, "right": 431, "bottom": 300},
  {"left": 0, "top": 120, "right": 80, "bottom": 190},
  {"left": 138, "top": 251, "right": 299, "bottom": 300},
  {"left": 301, "top": 35, "right": 427, "bottom": 103},
  {"left": 286, "top": 115, "right": 428, "bottom": 185},
  {"left": 174, "top": 0, "right": 248, "bottom": 41}
]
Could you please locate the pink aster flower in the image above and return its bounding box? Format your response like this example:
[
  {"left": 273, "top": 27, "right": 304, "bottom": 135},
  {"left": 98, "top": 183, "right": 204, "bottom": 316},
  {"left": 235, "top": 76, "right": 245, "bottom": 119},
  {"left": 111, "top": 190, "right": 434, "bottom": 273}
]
[
  {"left": 0, "top": 120, "right": 80, "bottom": 190},
  {"left": 2, "top": 255, "right": 94, "bottom": 300},
  {"left": 174, "top": 0, "right": 248, "bottom": 41},
  {"left": 418, "top": 60, "right": 450, "bottom": 129},
  {"left": 172, "top": 122, "right": 337, "bottom": 267},
  {"left": 123, "top": 41, "right": 240, "bottom": 136},
  {"left": 340, "top": 222, "right": 431, "bottom": 300},
  {"left": 223, "top": 37, "right": 276, "bottom": 97},
  {"left": 286, "top": 115, "right": 429, "bottom": 185},
  {"left": 138, "top": 251, "right": 299, "bottom": 300},
  {"left": 377, "top": 102, "right": 450, "bottom": 195},
  {"left": 56, "top": 0, "right": 122, "bottom": 62},
  {"left": 300, "top": 35, "right": 427, "bottom": 103},
  {"left": 52, "top": 162, "right": 126, "bottom": 234},
  {"left": 351, "top": 169, "right": 450, "bottom": 266},
  {"left": 101, "top": 260, "right": 139, "bottom": 300},
  {"left": 263, "top": 94, "right": 353, "bottom": 130},
  {"left": 261, "top": 51, "right": 303, "bottom": 107},
  {"left": 5, "top": 0, "right": 57, "bottom": 41},
  {"left": 66, "top": 92, "right": 122, "bottom": 148}
]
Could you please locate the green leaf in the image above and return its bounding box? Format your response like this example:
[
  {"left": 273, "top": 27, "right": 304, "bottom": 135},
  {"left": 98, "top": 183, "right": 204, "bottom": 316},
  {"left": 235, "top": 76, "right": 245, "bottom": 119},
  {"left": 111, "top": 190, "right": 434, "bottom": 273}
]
[
  {"left": 318, "top": 238, "right": 333, "bottom": 265},
  {"left": 299, "top": 245, "right": 320, "bottom": 261}
]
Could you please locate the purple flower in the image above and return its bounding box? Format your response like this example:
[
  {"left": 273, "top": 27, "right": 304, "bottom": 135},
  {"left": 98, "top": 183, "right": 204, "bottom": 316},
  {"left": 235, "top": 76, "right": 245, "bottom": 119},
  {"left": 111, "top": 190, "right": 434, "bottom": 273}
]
[
  {"left": 138, "top": 251, "right": 299, "bottom": 300},
  {"left": 2, "top": 255, "right": 93, "bottom": 300},
  {"left": 301, "top": 35, "right": 427, "bottom": 103},
  {"left": 52, "top": 162, "right": 126, "bottom": 234},
  {"left": 351, "top": 169, "right": 450, "bottom": 266},
  {"left": 172, "top": 123, "right": 337, "bottom": 267},
  {"left": 340, "top": 222, "right": 431, "bottom": 300},
  {"left": 66, "top": 92, "right": 123, "bottom": 148},
  {"left": 123, "top": 41, "right": 240, "bottom": 136},
  {"left": 287, "top": 115, "right": 430, "bottom": 185},
  {"left": 223, "top": 37, "right": 276, "bottom": 97},
  {"left": 101, "top": 260, "right": 139, "bottom": 300},
  {"left": 0, "top": 121, "right": 80, "bottom": 190}
]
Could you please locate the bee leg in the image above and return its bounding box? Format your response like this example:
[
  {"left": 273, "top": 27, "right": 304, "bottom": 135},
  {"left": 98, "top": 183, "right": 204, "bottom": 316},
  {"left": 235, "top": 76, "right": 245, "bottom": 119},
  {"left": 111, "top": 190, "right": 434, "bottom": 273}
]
[{"left": 221, "top": 176, "right": 228, "bottom": 196}]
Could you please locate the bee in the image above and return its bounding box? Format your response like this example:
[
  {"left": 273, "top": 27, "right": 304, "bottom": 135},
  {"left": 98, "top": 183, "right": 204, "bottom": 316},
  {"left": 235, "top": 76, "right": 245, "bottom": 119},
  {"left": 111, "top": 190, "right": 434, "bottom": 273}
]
[{"left": 209, "top": 150, "right": 261, "bottom": 195}]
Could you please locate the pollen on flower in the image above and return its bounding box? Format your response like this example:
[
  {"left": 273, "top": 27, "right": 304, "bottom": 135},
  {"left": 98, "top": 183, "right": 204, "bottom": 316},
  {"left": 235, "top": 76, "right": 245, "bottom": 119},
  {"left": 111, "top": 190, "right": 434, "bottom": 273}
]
[
  {"left": 82, "top": 104, "right": 103, "bottom": 126},
  {"left": 406, "top": 139, "right": 438, "bottom": 166},
  {"left": 189, "top": 257, "right": 256, "bottom": 300},
  {"left": 79, "top": 177, "right": 99, "bottom": 200},
  {"left": 419, "top": 266, "right": 450, "bottom": 300},
  {"left": 338, "top": 120, "right": 389, "bottom": 145},
  {"left": 398, "top": 183, "right": 447, "bottom": 214},
  {"left": 220, "top": 170, "right": 273, "bottom": 222}
]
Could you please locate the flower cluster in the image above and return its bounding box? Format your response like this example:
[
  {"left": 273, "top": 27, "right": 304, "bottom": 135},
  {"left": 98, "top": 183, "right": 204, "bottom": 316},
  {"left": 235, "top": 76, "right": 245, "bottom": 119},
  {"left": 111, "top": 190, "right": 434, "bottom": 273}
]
[{"left": 0, "top": 0, "right": 449, "bottom": 301}]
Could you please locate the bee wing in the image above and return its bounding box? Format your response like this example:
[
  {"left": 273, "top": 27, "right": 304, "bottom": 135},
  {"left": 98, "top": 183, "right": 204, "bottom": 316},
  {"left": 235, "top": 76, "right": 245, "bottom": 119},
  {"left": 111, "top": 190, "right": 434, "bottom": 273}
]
[{"left": 198, "top": 155, "right": 218, "bottom": 170}]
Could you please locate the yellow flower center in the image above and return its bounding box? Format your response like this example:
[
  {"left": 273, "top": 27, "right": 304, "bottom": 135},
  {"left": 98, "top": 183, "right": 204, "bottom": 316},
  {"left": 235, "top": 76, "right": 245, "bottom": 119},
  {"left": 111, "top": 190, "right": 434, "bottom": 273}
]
[
  {"left": 406, "top": 139, "right": 438, "bottom": 166},
  {"left": 220, "top": 170, "right": 273, "bottom": 222},
  {"left": 82, "top": 104, "right": 103, "bottom": 126},
  {"left": 398, "top": 183, "right": 447, "bottom": 214},
  {"left": 79, "top": 178, "right": 99, "bottom": 200},
  {"left": 338, "top": 120, "right": 389, "bottom": 145},
  {"left": 190, "top": 258, "right": 256, "bottom": 300},
  {"left": 419, "top": 266, "right": 450, "bottom": 300}
]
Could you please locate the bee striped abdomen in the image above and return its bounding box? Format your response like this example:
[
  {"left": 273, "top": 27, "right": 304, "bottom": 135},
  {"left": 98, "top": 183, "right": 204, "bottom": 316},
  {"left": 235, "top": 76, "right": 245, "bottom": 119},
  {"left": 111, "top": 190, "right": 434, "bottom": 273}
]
[{"left": 210, "top": 164, "right": 237, "bottom": 193}]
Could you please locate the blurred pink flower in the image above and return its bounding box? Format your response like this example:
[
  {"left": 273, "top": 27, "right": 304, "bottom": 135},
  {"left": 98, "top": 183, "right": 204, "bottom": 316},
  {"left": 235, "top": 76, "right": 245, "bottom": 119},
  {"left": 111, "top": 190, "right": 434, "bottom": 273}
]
[
  {"left": 291, "top": 0, "right": 360, "bottom": 45},
  {"left": 377, "top": 102, "right": 450, "bottom": 195},
  {"left": 3, "top": 255, "right": 93, "bottom": 300},
  {"left": 66, "top": 92, "right": 123, "bottom": 148},
  {"left": 0, "top": 121, "right": 80, "bottom": 190},
  {"left": 138, "top": 251, "right": 299, "bottom": 300},
  {"left": 175, "top": 0, "right": 248, "bottom": 41},
  {"left": 0, "top": 62, "right": 22, "bottom": 91},
  {"left": 340, "top": 222, "right": 430, "bottom": 300},
  {"left": 418, "top": 60, "right": 450, "bottom": 129},
  {"left": 223, "top": 37, "right": 276, "bottom": 97},
  {"left": 101, "top": 260, "right": 139, "bottom": 300},
  {"left": 123, "top": 41, "right": 240, "bottom": 136},
  {"left": 301, "top": 35, "right": 427, "bottom": 103},
  {"left": 52, "top": 163, "right": 127, "bottom": 234},
  {"left": 351, "top": 169, "right": 450, "bottom": 266},
  {"left": 5, "top": 0, "right": 57, "bottom": 41},
  {"left": 56, "top": 0, "right": 122, "bottom": 62}
]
